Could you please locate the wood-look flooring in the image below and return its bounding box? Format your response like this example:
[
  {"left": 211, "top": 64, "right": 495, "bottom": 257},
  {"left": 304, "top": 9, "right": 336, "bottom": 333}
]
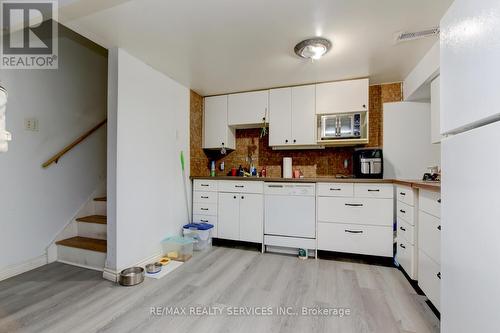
[{"left": 0, "top": 247, "right": 439, "bottom": 333}]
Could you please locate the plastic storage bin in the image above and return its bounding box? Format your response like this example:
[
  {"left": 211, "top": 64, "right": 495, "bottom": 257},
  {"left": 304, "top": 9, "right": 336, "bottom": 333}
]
[
  {"left": 183, "top": 223, "right": 214, "bottom": 251},
  {"left": 161, "top": 236, "right": 194, "bottom": 262}
]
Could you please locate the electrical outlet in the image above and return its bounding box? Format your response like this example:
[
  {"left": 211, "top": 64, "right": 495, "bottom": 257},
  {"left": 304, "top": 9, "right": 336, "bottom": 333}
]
[{"left": 24, "top": 118, "right": 39, "bottom": 131}]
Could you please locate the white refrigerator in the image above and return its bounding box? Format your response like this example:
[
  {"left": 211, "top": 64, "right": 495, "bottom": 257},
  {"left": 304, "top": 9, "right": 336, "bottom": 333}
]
[{"left": 440, "top": 0, "right": 500, "bottom": 332}]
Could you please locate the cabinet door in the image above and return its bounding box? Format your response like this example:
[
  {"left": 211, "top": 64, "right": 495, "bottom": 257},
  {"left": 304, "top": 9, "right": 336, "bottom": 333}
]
[
  {"left": 291, "top": 85, "right": 316, "bottom": 145},
  {"left": 228, "top": 91, "right": 268, "bottom": 127},
  {"left": 316, "top": 78, "right": 369, "bottom": 114},
  {"left": 203, "top": 96, "right": 234, "bottom": 149},
  {"left": 239, "top": 193, "right": 263, "bottom": 243},
  {"left": 430, "top": 76, "right": 441, "bottom": 144},
  {"left": 217, "top": 193, "right": 240, "bottom": 240},
  {"left": 269, "top": 88, "right": 292, "bottom": 146}
]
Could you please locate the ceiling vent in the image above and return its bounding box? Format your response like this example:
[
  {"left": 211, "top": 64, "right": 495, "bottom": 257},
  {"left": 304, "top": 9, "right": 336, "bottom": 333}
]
[{"left": 395, "top": 27, "right": 440, "bottom": 43}]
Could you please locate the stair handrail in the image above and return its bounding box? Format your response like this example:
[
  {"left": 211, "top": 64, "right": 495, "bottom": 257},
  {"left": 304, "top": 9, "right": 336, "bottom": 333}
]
[{"left": 42, "top": 118, "right": 107, "bottom": 168}]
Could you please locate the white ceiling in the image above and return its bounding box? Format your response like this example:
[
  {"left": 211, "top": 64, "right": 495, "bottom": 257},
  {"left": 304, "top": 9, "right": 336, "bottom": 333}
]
[{"left": 59, "top": 0, "right": 453, "bottom": 96}]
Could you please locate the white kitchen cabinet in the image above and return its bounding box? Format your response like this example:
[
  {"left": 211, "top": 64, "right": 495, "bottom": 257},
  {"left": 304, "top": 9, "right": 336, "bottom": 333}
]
[
  {"left": 316, "top": 78, "right": 369, "bottom": 114},
  {"left": 239, "top": 193, "right": 264, "bottom": 243},
  {"left": 269, "top": 85, "right": 316, "bottom": 147},
  {"left": 418, "top": 250, "right": 441, "bottom": 310},
  {"left": 217, "top": 181, "right": 264, "bottom": 243},
  {"left": 430, "top": 76, "right": 441, "bottom": 144},
  {"left": 291, "top": 85, "right": 316, "bottom": 145},
  {"left": 203, "top": 95, "right": 235, "bottom": 149},
  {"left": 228, "top": 91, "right": 268, "bottom": 128},
  {"left": 397, "top": 238, "right": 417, "bottom": 278},
  {"left": 218, "top": 192, "right": 240, "bottom": 240},
  {"left": 316, "top": 182, "right": 393, "bottom": 257}
]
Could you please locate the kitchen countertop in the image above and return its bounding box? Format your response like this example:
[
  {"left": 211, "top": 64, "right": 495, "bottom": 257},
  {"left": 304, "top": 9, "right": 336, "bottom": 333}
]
[{"left": 191, "top": 176, "right": 440, "bottom": 191}]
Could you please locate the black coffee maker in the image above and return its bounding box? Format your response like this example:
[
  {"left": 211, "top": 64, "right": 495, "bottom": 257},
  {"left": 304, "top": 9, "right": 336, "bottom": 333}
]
[{"left": 353, "top": 148, "right": 383, "bottom": 179}]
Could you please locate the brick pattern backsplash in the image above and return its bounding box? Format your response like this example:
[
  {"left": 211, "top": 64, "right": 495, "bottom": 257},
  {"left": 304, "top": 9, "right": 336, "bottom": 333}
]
[{"left": 190, "top": 82, "right": 402, "bottom": 177}]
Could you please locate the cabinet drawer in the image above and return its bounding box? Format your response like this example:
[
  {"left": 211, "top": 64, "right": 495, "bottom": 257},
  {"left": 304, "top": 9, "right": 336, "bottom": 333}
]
[
  {"left": 218, "top": 180, "right": 263, "bottom": 194},
  {"left": 193, "top": 191, "right": 217, "bottom": 204},
  {"left": 418, "top": 250, "right": 440, "bottom": 311},
  {"left": 318, "top": 222, "right": 393, "bottom": 257},
  {"left": 419, "top": 211, "right": 441, "bottom": 264},
  {"left": 317, "top": 197, "right": 393, "bottom": 227},
  {"left": 419, "top": 190, "right": 441, "bottom": 218},
  {"left": 317, "top": 183, "right": 354, "bottom": 197},
  {"left": 397, "top": 218, "right": 415, "bottom": 245},
  {"left": 193, "top": 203, "right": 217, "bottom": 216},
  {"left": 396, "top": 186, "right": 415, "bottom": 206},
  {"left": 194, "top": 179, "right": 218, "bottom": 192},
  {"left": 397, "top": 238, "right": 417, "bottom": 280},
  {"left": 192, "top": 214, "right": 217, "bottom": 238},
  {"left": 354, "top": 184, "right": 394, "bottom": 199},
  {"left": 397, "top": 201, "right": 415, "bottom": 226}
]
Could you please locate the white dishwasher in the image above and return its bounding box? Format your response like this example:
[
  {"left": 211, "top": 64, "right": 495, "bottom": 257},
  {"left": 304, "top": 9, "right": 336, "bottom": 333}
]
[{"left": 264, "top": 183, "right": 316, "bottom": 254}]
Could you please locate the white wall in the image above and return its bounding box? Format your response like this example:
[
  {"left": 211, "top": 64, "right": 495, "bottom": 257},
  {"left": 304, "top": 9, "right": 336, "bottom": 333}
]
[
  {"left": 383, "top": 102, "right": 441, "bottom": 179},
  {"left": 106, "top": 48, "right": 190, "bottom": 271},
  {"left": 0, "top": 26, "right": 107, "bottom": 272},
  {"left": 403, "top": 41, "right": 440, "bottom": 102}
]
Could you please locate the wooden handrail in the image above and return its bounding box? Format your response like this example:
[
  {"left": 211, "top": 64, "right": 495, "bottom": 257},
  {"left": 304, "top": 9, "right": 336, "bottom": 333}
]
[{"left": 42, "top": 119, "right": 107, "bottom": 168}]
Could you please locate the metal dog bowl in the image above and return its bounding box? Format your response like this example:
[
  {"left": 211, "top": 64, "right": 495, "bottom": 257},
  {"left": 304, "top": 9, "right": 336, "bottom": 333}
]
[
  {"left": 145, "top": 262, "right": 162, "bottom": 274},
  {"left": 119, "top": 267, "right": 145, "bottom": 286}
]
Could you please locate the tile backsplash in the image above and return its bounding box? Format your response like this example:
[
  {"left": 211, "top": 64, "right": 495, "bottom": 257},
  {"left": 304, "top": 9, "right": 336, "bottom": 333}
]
[{"left": 190, "top": 83, "right": 402, "bottom": 177}]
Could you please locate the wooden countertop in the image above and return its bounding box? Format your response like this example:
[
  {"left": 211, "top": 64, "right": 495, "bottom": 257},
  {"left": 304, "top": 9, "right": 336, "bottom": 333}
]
[{"left": 191, "top": 176, "right": 440, "bottom": 191}]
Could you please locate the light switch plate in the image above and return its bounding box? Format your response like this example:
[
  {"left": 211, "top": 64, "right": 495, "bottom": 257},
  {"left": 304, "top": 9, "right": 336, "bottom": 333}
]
[{"left": 24, "top": 118, "right": 39, "bottom": 131}]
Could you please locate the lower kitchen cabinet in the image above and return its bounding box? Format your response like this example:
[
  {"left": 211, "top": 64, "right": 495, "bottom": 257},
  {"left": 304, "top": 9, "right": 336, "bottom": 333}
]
[
  {"left": 218, "top": 192, "right": 263, "bottom": 243},
  {"left": 318, "top": 222, "right": 393, "bottom": 257},
  {"left": 418, "top": 249, "right": 441, "bottom": 310}
]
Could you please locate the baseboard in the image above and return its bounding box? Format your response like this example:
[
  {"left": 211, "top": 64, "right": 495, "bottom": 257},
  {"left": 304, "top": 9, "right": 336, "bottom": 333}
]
[
  {"left": 102, "top": 250, "right": 163, "bottom": 283},
  {"left": 56, "top": 260, "right": 104, "bottom": 272},
  {"left": 0, "top": 254, "right": 47, "bottom": 282}
]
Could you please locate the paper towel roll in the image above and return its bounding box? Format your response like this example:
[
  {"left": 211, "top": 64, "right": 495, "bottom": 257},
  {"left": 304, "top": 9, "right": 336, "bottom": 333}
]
[{"left": 283, "top": 157, "right": 292, "bottom": 178}]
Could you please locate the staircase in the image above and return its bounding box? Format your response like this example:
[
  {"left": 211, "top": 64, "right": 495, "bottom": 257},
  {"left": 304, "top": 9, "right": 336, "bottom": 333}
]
[{"left": 55, "top": 196, "right": 108, "bottom": 271}]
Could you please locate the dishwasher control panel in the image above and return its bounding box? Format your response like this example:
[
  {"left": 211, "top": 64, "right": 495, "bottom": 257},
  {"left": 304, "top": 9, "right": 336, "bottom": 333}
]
[{"left": 264, "top": 183, "right": 316, "bottom": 196}]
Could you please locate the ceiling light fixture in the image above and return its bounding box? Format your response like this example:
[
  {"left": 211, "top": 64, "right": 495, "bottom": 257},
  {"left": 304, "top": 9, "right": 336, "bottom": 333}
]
[{"left": 294, "top": 37, "right": 332, "bottom": 61}]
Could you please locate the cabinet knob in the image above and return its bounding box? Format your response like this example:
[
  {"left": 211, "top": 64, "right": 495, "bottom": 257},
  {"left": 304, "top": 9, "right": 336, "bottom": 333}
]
[
  {"left": 437, "top": 272, "right": 441, "bottom": 279},
  {"left": 222, "top": 142, "right": 225, "bottom": 146},
  {"left": 241, "top": 196, "right": 244, "bottom": 199},
  {"left": 363, "top": 104, "right": 366, "bottom": 108},
  {"left": 438, "top": 198, "right": 441, "bottom": 203},
  {"left": 285, "top": 139, "right": 288, "bottom": 143},
  {"left": 437, "top": 225, "right": 441, "bottom": 231},
  {"left": 233, "top": 196, "right": 236, "bottom": 199},
  {"left": 293, "top": 139, "right": 296, "bottom": 143}
]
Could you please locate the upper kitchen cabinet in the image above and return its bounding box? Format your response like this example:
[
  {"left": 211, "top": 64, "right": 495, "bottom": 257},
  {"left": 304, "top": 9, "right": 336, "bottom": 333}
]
[
  {"left": 269, "top": 85, "right": 316, "bottom": 147},
  {"left": 440, "top": 0, "right": 500, "bottom": 135},
  {"left": 228, "top": 90, "right": 269, "bottom": 128},
  {"left": 203, "top": 95, "right": 235, "bottom": 150},
  {"left": 430, "top": 76, "right": 441, "bottom": 144},
  {"left": 316, "top": 78, "right": 369, "bottom": 114}
]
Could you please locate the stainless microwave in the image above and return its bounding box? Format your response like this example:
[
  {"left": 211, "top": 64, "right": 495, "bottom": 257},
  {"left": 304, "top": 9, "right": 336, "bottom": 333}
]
[{"left": 319, "top": 113, "right": 361, "bottom": 140}]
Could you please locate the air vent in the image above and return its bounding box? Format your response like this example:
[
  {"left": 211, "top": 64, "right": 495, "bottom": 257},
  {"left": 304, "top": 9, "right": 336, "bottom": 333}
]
[{"left": 395, "top": 27, "right": 440, "bottom": 43}]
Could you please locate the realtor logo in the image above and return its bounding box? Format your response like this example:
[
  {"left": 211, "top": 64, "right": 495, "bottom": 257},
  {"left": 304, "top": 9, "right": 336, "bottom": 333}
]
[{"left": 1, "top": 0, "right": 58, "bottom": 69}]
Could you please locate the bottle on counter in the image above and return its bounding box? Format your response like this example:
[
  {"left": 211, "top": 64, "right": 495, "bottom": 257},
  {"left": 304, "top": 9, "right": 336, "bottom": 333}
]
[
  {"left": 238, "top": 165, "right": 244, "bottom": 177},
  {"left": 261, "top": 166, "right": 267, "bottom": 178},
  {"left": 210, "top": 161, "right": 216, "bottom": 177}
]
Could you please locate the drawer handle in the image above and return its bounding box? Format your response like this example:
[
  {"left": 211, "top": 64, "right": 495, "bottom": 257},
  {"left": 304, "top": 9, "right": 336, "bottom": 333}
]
[
  {"left": 438, "top": 198, "right": 441, "bottom": 203},
  {"left": 268, "top": 185, "right": 283, "bottom": 188},
  {"left": 400, "top": 192, "right": 406, "bottom": 196},
  {"left": 200, "top": 208, "right": 209, "bottom": 211},
  {"left": 400, "top": 226, "right": 406, "bottom": 231},
  {"left": 437, "top": 272, "right": 441, "bottom": 279},
  {"left": 235, "top": 185, "right": 244, "bottom": 188},
  {"left": 201, "top": 196, "right": 209, "bottom": 199},
  {"left": 345, "top": 229, "right": 363, "bottom": 234},
  {"left": 399, "top": 244, "right": 406, "bottom": 249},
  {"left": 329, "top": 188, "right": 342, "bottom": 191},
  {"left": 201, "top": 184, "right": 209, "bottom": 187},
  {"left": 400, "top": 209, "right": 406, "bottom": 214},
  {"left": 367, "top": 189, "right": 380, "bottom": 192},
  {"left": 345, "top": 203, "right": 363, "bottom": 207},
  {"left": 437, "top": 225, "right": 441, "bottom": 231},
  {"left": 200, "top": 219, "right": 208, "bottom": 223}
]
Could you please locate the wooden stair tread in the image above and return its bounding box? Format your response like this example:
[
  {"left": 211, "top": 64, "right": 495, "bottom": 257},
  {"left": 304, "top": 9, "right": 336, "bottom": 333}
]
[
  {"left": 76, "top": 215, "right": 107, "bottom": 224},
  {"left": 94, "top": 197, "right": 107, "bottom": 202},
  {"left": 56, "top": 237, "right": 107, "bottom": 253}
]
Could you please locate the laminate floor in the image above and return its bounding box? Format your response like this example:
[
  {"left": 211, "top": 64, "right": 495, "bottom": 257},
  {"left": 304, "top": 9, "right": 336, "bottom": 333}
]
[{"left": 0, "top": 247, "right": 439, "bottom": 333}]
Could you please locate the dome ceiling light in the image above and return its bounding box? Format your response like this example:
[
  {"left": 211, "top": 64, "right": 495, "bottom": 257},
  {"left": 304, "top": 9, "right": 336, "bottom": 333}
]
[{"left": 294, "top": 37, "right": 332, "bottom": 61}]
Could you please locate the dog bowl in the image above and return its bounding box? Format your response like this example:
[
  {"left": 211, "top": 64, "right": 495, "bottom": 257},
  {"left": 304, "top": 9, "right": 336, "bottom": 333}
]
[
  {"left": 145, "top": 262, "right": 162, "bottom": 274},
  {"left": 119, "top": 267, "right": 145, "bottom": 286}
]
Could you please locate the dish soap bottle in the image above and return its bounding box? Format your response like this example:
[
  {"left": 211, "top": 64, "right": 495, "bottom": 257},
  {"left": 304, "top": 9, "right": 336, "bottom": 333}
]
[{"left": 210, "top": 161, "right": 216, "bottom": 177}]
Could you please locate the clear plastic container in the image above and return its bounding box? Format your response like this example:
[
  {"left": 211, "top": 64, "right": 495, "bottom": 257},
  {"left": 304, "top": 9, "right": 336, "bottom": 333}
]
[
  {"left": 183, "top": 223, "right": 214, "bottom": 251},
  {"left": 161, "top": 236, "right": 194, "bottom": 262}
]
